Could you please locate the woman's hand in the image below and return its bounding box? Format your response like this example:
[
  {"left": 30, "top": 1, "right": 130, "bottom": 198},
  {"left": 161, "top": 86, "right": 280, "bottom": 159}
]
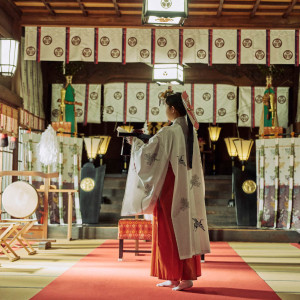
[{"left": 126, "top": 137, "right": 133, "bottom": 145}]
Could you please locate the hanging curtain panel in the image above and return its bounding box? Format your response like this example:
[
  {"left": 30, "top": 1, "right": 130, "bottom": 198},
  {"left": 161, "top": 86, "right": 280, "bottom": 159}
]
[
  {"left": 69, "top": 28, "right": 94, "bottom": 62},
  {"left": 238, "top": 87, "right": 289, "bottom": 128},
  {"left": 24, "top": 27, "right": 38, "bottom": 61},
  {"left": 212, "top": 30, "right": 237, "bottom": 65},
  {"left": 182, "top": 29, "right": 209, "bottom": 64},
  {"left": 85, "top": 84, "right": 101, "bottom": 124},
  {"left": 276, "top": 87, "right": 289, "bottom": 128},
  {"left": 216, "top": 84, "right": 237, "bottom": 123},
  {"left": 270, "top": 30, "right": 295, "bottom": 65},
  {"left": 126, "top": 83, "right": 147, "bottom": 123},
  {"left": 21, "top": 37, "right": 45, "bottom": 119},
  {"left": 40, "top": 27, "right": 66, "bottom": 62},
  {"left": 148, "top": 83, "right": 168, "bottom": 122},
  {"left": 240, "top": 30, "right": 266, "bottom": 64},
  {"left": 97, "top": 28, "right": 123, "bottom": 63},
  {"left": 194, "top": 84, "right": 214, "bottom": 123},
  {"left": 154, "top": 29, "right": 180, "bottom": 64},
  {"left": 256, "top": 138, "right": 300, "bottom": 230},
  {"left": 126, "top": 28, "right": 152, "bottom": 64},
  {"left": 103, "top": 83, "right": 124, "bottom": 122}
]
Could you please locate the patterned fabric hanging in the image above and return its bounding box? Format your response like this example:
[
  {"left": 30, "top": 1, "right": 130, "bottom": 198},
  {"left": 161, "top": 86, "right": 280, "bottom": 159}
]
[
  {"left": 182, "top": 29, "right": 209, "bottom": 64},
  {"left": 126, "top": 28, "right": 151, "bottom": 63},
  {"left": 103, "top": 83, "right": 124, "bottom": 122},
  {"left": 212, "top": 30, "right": 237, "bottom": 64},
  {"left": 126, "top": 83, "right": 147, "bottom": 122},
  {"left": 40, "top": 27, "right": 66, "bottom": 61},
  {"left": 270, "top": 30, "right": 295, "bottom": 65},
  {"left": 154, "top": 29, "right": 180, "bottom": 64}
]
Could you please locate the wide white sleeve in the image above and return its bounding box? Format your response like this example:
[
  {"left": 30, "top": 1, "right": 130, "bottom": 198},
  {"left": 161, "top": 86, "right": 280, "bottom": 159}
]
[{"left": 121, "top": 129, "right": 170, "bottom": 215}]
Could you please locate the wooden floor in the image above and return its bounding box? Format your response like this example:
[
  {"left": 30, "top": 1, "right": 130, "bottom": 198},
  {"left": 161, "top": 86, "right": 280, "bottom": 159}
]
[{"left": 0, "top": 240, "right": 299, "bottom": 300}]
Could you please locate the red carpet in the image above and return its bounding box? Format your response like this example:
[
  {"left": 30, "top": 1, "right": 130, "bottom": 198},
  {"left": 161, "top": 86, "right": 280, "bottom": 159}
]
[
  {"left": 291, "top": 243, "right": 300, "bottom": 249},
  {"left": 31, "top": 241, "right": 280, "bottom": 300}
]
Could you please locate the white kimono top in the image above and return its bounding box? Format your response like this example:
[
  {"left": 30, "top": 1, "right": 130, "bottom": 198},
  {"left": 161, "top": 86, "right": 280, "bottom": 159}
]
[{"left": 121, "top": 116, "right": 211, "bottom": 259}]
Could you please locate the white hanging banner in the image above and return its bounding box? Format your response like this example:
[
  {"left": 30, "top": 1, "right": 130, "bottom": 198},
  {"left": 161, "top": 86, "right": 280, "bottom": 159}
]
[
  {"left": 69, "top": 28, "right": 94, "bottom": 62},
  {"left": 212, "top": 30, "right": 237, "bottom": 64},
  {"left": 40, "top": 27, "right": 65, "bottom": 62},
  {"left": 148, "top": 84, "right": 168, "bottom": 122},
  {"left": 103, "top": 83, "right": 124, "bottom": 122},
  {"left": 238, "top": 87, "right": 265, "bottom": 127},
  {"left": 98, "top": 28, "right": 123, "bottom": 63},
  {"left": 183, "top": 29, "right": 209, "bottom": 64},
  {"left": 270, "top": 30, "right": 295, "bottom": 65},
  {"left": 126, "top": 28, "right": 152, "bottom": 63},
  {"left": 216, "top": 85, "right": 237, "bottom": 123},
  {"left": 86, "top": 84, "right": 101, "bottom": 124},
  {"left": 240, "top": 30, "right": 266, "bottom": 64},
  {"left": 126, "top": 83, "right": 147, "bottom": 122},
  {"left": 276, "top": 87, "right": 289, "bottom": 128},
  {"left": 194, "top": 84, "right": 214, "bottom": 123},
  {"left": 154, "top": 29, "right": 179, "bottom": 64},
  {"left": 24, "top": 27, "right": 37, "bottom": 61}
]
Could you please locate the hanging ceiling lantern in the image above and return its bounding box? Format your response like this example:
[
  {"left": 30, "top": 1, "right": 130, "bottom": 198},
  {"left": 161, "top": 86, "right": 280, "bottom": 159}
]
[
  {"left": 84, "top": 137, "right": 103, "bottom": 161},
  {"left": 142, "top": 0, "right": 188, "bottom": 26},
  {"left": 233, "top": 139, "right": 254, "bottom": 171},
  {"left": 208, "top": 126, "right": 222, "bottom": 142},
  {"left": 224, "top": 137, "right": 241, "bottom": 157},
  {"left": 153, "top": 64, "right": 184, "bottom": 85},
  {"left": 0, "top": 39, "right": 19, "bottom": 77}
]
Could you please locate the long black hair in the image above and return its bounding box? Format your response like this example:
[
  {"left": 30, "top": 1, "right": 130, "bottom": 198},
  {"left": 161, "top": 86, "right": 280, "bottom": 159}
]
[{"left": 165, "top": 92, "right": 194, "bottom": 168}]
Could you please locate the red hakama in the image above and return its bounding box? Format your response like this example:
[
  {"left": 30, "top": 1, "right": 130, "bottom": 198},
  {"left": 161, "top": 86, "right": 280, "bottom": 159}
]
[{"left": 150, "top": 164, "right": 201, "bottom": 281}]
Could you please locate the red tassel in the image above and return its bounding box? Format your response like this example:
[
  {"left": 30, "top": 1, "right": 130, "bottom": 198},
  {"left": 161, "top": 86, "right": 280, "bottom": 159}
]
[
  {"left": 9, "top": 136, "right": 17, "bottom": 150},
  {"left": 0, "top": 133, "right": 8, "bottom": 148}
]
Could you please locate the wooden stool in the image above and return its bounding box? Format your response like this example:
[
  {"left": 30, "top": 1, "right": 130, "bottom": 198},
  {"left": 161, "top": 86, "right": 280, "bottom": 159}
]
[{"left": 118, "top": 218, "right": 152, "bottom": 261}]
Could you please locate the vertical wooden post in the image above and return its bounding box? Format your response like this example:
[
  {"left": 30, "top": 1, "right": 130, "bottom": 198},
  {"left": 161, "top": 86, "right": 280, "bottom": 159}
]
[
  {"left": 0, "top": 149, "right": 2, "bottom": 220},
  {"left": 67, "top": 192, "right": 73, "bottom": 241},
  {"left": 43, "top": 175, "right": 49, "bottom": 239}
]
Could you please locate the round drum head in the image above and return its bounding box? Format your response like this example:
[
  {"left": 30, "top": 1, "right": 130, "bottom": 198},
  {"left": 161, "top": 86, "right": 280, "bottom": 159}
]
[{"left": 2, "top": 181, "right": 38, "bottom": 218}]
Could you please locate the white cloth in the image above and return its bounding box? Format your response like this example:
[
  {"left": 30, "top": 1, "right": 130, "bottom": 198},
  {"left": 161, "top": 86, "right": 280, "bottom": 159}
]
[{"left": 121, "top": 116, "right": 211, "bottom": 259}]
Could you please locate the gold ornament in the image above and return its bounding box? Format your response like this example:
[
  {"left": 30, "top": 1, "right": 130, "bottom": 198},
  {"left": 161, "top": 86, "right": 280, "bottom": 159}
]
[
  {"left": 242, "top": 180, "right": 257, "bottom": 194},
  {"left": 80, "top": 177, "right": 95, "bottom": 192}
]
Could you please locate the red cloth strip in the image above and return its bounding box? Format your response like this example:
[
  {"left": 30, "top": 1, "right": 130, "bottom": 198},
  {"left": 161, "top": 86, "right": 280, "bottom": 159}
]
[
  {"left": 151, "top": 29, "right": 155, "bottom": 65},
  {"left": 295, "top": 30, "right": 299, "bottom": 67},
  {"left": 251, "top": 86, "right": 255, "bottom": 128},
  {"left": 191, "top": 83, "right": 194, "bottom": 109},
  {"left": 213, "top": 84, "right": 217, "bottom": 125},
  {"left": 146, "top": 83, "right": 150, "bottom": 121},
  {"left": 122, "top": 28, "right": 127, "bottom": 65},
  {"left": 209, "top": 29, "right": 213, "bottom": 66},
  {"left": 123, "top": 82, "right": 127, "bottom": 124},
  {"left": 94, "top": 28, "right": 98, "bottom": 64},
  {"left": 179, "top": 29, "right": 183, "bottom": 65},
  {"left": 84, "top": 84, "right": 89, "bottom": 126},
  {"left": 237, "top": 29, "right": 241, "bottom": 66},
  {"left": 66, "top": 27, "right": 70, "bottom": 64},
  {"left": 266, "top": 30, "right": 270, "bottom": 67},
  {"left": 37, "top": 27, "right": 41, "bottom": 62}
]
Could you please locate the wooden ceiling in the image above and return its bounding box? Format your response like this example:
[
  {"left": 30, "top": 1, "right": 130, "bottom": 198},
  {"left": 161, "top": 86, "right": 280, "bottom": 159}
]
[{"left": 5, "top": 0, "right": 300, "bottom": 28}]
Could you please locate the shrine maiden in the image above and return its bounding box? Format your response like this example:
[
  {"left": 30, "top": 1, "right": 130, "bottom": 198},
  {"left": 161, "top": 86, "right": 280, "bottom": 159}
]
[{"left": 122, "top": 92, "right": 210, "bottom": 291}]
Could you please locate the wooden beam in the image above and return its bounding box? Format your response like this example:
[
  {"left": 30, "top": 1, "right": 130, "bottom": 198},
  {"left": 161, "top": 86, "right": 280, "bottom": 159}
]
[
  {"left": 112, "top": 0, "right": 121, "bottom": 17},
  {"left": 19, "top": 14, "right": 300, "bottom": 28},
  {"left": 77, "top": 0, "right": 88, "bottom": 16},
  {"left": 283, "top": 0, "right": 298, "bottom": 18},
  {"left": 217, "top": 0, "right": 224, "bottom": 17},
  {"left": 40, "top": 0, "right": 55, "bottom": 16}
]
